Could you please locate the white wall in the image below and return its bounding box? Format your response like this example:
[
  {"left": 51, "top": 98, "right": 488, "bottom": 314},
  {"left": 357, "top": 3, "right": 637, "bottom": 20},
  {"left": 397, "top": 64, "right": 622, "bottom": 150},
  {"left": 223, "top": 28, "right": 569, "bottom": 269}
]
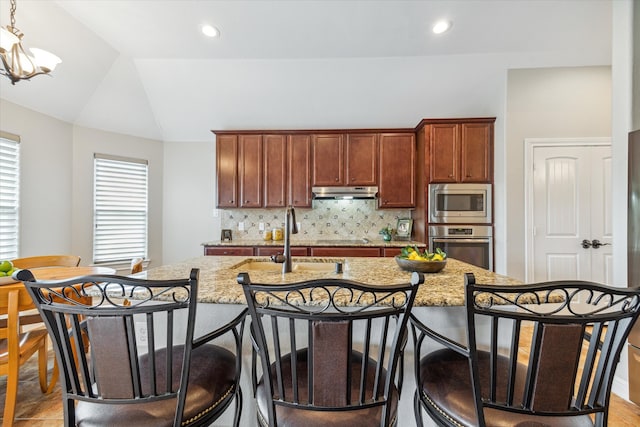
[
  {"left": 0, "top": 99, "right": 73, "bottom": 256},
  {"left": 71, "top": 126, "right": 164, "bottom": 268},
  {"left": 505, "top": 66, "right": 612, "bottom": 282},
  {"left": 0, "top": 99, "right": 164, "bottom": 268},
  {"left": 162, "top": 140, "right": 220, "bottom": 264}
]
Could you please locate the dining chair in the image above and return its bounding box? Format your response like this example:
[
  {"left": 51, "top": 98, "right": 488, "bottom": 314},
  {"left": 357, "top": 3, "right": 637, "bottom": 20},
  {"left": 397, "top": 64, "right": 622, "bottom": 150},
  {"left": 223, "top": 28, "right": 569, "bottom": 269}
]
[
  {"left": 7, "top": 254, "right": 82, "bottom": 329},
  {"left": 17, "top": 268, "right": 248, "bottom": 427},
  {"left": 410, "top": 273, "right": 640, "bottom": 427},
  {"left": 237, "top": 271, "right": 424, "bottom": 427},
  {"left": 11, "top": 255, "right": 81, "bottom": 269},
  {"left": 0, "top": 283, "right": 55, "bottom": 427},
  {"left": 1, "top": 254, "right": 83, "bottom": 403}
]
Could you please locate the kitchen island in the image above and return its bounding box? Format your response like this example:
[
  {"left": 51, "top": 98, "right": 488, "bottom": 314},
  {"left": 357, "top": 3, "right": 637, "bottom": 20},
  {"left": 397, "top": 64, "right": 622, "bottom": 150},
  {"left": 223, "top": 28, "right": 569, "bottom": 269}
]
[
  {"left": 135, "top": 256, "right": 521, "bottom": 427},
  {"left": 138, "top": 255, "right": 520, "bottom": 306}
]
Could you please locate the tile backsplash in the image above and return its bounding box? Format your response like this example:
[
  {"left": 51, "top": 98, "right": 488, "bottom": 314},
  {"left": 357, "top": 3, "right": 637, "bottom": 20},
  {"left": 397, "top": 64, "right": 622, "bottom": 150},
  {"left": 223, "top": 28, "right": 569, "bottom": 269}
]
[{"left": 220, "top": 200, "right": 412, "bottom": 241}]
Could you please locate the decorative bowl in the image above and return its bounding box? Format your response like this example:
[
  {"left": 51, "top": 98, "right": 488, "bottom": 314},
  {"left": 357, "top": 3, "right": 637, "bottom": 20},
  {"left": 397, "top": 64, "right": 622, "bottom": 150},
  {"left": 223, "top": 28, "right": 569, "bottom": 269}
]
[{"left": 394, "top": 256, "right": 447, "bottom": 273}]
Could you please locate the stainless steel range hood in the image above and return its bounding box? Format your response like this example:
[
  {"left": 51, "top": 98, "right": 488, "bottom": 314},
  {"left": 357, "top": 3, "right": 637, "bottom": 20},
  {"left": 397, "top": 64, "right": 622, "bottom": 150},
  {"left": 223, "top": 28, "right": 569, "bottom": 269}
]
[{"left": 312, "top": 186, "right": 378, "bottom": 200}]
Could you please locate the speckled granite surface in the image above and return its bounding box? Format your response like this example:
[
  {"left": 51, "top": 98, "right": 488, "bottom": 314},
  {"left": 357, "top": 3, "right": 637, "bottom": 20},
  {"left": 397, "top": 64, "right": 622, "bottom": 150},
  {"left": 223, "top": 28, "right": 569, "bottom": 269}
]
[{"left": 136, "top": 256, "right": 522, "bottom": 307}]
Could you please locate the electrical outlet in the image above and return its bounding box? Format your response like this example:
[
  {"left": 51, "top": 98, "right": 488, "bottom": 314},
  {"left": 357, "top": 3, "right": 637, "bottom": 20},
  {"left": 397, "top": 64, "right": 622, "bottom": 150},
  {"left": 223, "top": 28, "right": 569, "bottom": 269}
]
[
  {"left": 213, "top": 209, "right": 219, "bottom": 218},
  {"left": 238, "top": 222, "right": 245, "bottom": 231},
  {"left": 259, "top": 222, "right": 265, "bottom": 231}
]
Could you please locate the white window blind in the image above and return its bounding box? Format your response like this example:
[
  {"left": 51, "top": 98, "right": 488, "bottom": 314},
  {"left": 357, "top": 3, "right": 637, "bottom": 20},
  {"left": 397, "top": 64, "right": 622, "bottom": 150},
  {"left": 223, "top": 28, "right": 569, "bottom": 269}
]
[
  {"left": 93, "top": 154, "right": 148, "bottom": 263},
  {"left": 0, "top": 133, "right": 20, "bottom": 260}
]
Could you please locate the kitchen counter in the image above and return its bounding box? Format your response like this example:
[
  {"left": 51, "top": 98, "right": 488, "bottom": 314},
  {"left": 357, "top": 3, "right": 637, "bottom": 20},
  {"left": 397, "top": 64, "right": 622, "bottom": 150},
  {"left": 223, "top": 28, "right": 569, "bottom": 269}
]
[
  {"left": 201, "top": 239, "right": 426, "bottom": 247},
  {"left": 137, "top": 255, "right": 521, "bottom": 307},
  {"left": 132, "top": 255, "right": 523, "bottom": 427}
]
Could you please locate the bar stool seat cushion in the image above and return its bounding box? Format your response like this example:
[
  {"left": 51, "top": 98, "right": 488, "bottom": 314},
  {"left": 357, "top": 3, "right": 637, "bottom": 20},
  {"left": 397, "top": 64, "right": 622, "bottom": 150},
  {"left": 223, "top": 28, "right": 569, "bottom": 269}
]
[
  {"left": 419, "top": 349, "right": 593, "bottom": 427},
  {"left": 256, "top": 349, "right": 398, "bottom": 427},
  {"left": 75, "top": 344, "right": 238, "bottom": 427}
]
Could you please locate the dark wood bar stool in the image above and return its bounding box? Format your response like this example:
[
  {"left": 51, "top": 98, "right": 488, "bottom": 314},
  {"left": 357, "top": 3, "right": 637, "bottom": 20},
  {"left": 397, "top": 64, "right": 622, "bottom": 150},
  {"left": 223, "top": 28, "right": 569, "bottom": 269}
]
[
  {"left": 410, "top": 273, "right": 640, "bottom": 427},
  {"left": 238, "top": 271, "right": 424, "bottom": 427}
]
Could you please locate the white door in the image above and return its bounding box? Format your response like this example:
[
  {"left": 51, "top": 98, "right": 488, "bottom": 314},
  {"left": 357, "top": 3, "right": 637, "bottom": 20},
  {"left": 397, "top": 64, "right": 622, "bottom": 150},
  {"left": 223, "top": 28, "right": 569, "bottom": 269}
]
[{"left": 530, "top": 143, "right": 612, "bottom": 283}]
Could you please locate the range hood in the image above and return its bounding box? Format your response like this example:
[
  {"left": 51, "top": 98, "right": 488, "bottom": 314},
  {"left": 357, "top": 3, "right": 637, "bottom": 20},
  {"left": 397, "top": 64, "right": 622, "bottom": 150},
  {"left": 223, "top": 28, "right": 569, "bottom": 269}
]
[{"left": 312, "top": 186, "right": 378, "bottom": 200}]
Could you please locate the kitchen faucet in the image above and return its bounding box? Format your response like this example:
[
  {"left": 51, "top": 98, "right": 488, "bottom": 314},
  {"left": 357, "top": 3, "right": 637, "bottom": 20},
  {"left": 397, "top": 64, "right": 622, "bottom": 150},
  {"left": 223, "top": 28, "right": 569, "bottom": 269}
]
[{"left": 270, "top": 206, "right": 298, "bottom": 273}]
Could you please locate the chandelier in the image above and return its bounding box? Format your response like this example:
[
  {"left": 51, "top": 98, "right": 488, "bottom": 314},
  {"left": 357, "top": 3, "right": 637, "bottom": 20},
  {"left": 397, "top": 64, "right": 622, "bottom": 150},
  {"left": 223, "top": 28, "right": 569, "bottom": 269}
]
[{"left": 0, "top": 0, "right": 61, "bottom": 84}]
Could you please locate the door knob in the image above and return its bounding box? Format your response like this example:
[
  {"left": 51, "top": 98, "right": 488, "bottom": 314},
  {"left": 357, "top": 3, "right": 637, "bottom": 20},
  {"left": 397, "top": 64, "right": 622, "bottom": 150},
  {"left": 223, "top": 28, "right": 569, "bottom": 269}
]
[
  {"left": 581, "top": 239, "right": 592, "bottom": 249},
  {"left": 591, "top": 239, "right": 610, "bottom": 249}
]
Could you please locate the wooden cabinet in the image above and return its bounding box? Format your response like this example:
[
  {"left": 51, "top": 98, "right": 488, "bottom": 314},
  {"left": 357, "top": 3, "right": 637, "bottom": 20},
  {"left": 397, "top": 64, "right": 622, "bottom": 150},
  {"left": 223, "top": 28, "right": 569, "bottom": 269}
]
[
  {"left": 346, "top": 133, "right": 378, "bottom": 186},
  {"left": 204, "top": 245, "right": 411, "bottom": 258},
  {"left": 238, "top": 135, "right": 263, "bottom": 207},
  {"left": 216, "top": 135, "right": 238, "bottom": 208},
  {"left": 428, "top": 121, "right": 493, "bottom": 183},
  {"left": 215, "top": 134, "right": 263, "bottom": 208},
  {"left": 312, "top": 134, "right": 344, "bottom": 186},
  {"left": 311, "top": 133, "right": 378, "bottom": 187},
  {"left": 263, "top": 135, "right": 287, "bottom": 207},
  {"left": 255, "top": 247, "right": 309, "bottom": 257},
  {"left": 204, "top": 246, "right": 254, "bottom": 256},
  {"left": 288, "top": 135, "right": 312, "bottom": 207},
  {"left": 460, "top": 123, "right": 492, "bottom": 183},
  {"left": 382, "top": 247, "right": 403, "bottom": 257},
  {"left": 378, "top": 133, "right": 416, "bottom": 208},
  {"left": 309, "top": 247, "right": 381, "bottom": 257}
]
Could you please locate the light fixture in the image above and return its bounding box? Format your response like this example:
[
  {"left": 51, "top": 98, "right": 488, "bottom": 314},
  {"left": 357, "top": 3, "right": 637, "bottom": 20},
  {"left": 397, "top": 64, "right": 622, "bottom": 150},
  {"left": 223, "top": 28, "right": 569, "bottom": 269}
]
[
  {"left": 432, "top": 20, "right": 452, "bottom": 35},
  {"left": 0, "top": 0, "right": 61, "bottom": 85},
  {"left": 201, "top": 24, "right": 220, "bottom": 38}
]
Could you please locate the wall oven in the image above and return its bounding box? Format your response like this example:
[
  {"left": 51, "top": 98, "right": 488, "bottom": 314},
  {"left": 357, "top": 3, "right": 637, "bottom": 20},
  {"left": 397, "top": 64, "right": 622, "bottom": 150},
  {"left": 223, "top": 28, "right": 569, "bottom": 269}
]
[
  {"left": 428, "top": 183, "right": 492, "bottom": 224},
  {"left": 429, "top": 225, "right": 493, "bottom": 271}
]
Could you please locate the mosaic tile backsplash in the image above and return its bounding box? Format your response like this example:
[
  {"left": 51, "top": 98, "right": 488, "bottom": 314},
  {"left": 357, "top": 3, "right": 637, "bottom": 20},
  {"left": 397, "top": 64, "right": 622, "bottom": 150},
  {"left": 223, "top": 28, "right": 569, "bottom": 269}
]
[{"left": 221, "top": 200, "right": 412, "bottom": 241}]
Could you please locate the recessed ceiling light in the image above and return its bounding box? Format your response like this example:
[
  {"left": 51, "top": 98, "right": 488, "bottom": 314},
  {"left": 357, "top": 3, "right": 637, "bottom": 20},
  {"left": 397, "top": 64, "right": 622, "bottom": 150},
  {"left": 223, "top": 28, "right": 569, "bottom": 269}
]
[
  {"left": 432, "top": 20, "right": 452, "bottom": 34},
  {"left": 201, "top": 24, "right": 219, "bottom": 38}
]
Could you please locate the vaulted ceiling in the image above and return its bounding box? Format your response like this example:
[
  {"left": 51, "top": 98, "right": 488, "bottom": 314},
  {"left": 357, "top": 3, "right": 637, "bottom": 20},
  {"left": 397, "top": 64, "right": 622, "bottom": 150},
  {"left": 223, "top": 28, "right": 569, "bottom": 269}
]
[{"left": 0, "top": 0, "right": 612, "bottom": 142}]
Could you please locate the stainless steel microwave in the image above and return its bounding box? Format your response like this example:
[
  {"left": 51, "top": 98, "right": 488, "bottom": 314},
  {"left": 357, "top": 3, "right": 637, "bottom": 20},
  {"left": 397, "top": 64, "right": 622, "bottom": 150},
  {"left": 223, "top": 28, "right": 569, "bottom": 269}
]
[{"left": 428, "top": 183, "right": 492, "bottom": 224}]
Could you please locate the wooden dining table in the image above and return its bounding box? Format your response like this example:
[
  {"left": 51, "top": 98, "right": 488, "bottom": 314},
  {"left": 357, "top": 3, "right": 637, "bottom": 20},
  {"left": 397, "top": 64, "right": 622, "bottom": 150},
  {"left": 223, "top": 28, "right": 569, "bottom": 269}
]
[{"left": 1, "top": 266, "right": 117, "bottom": 288}]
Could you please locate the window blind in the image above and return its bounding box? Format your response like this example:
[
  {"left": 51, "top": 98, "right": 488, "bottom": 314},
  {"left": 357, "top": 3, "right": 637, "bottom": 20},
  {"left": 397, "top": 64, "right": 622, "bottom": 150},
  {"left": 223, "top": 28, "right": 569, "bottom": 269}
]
[
  {"left": 93, "top": 154, "right": 148, "bottom": 263},
  {"left": 0, "top": 134, "right": 20, "bottom": 260}
]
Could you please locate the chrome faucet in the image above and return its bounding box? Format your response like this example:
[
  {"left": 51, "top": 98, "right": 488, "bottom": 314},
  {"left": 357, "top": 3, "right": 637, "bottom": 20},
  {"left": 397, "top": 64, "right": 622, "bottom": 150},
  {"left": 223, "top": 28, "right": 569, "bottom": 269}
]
[{"left": 282, "top": 206, "right": 298, "bottom": 273}]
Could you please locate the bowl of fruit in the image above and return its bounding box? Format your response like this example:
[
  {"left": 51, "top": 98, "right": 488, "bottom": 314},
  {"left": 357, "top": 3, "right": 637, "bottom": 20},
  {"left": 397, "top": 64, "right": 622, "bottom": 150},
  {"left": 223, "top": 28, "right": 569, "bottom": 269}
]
[
  {"left": 395, "top": 246, "right": 447, "bottom": 273},
  {"left": 0, "top": 260, "right": 18, "bottom": 285}
]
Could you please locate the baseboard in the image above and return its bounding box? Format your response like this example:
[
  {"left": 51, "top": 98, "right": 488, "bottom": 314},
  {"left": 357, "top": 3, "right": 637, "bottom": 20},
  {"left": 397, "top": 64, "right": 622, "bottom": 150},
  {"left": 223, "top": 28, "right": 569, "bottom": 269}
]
[{"left": 612, "top": 375, "right": 629, "bottom": 401}]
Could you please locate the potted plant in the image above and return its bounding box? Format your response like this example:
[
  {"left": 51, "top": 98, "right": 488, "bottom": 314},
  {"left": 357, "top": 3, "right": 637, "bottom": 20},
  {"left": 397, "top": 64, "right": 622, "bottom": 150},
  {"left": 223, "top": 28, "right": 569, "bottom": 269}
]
[{"left": 379, "top": 226, "right": 394, "bottom": 242}]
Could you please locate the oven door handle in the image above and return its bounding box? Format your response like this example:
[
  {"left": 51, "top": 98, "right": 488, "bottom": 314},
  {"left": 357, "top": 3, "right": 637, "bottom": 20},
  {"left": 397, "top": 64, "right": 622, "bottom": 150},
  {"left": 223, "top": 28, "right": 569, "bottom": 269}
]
[{"left": 432, "top": 238, "right": 491, "bottom": 244}]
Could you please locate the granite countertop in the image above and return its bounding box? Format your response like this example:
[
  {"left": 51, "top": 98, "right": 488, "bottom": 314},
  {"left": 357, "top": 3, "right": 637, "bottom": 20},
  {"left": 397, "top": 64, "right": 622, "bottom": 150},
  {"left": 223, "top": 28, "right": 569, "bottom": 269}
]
[
  {"left": 202, "top": 239, "right": 426, "bottom": 248},
  {"left": 136, "top": 256, "right": 522, "bottom": 307}
]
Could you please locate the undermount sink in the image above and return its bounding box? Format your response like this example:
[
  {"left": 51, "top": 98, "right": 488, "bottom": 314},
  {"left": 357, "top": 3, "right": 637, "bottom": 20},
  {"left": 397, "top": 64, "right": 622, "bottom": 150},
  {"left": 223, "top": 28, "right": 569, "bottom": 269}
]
[{"left": 232, "top": 259, "right": 342, "bottom": 273}]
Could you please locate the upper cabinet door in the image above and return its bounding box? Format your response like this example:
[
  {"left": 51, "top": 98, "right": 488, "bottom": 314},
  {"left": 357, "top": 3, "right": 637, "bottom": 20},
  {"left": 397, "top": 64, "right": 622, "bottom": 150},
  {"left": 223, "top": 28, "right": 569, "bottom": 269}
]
[
  {"left": 263, "top": 134, "right": 287, "bottom": 207},
  {"left": 429, "top": 124, "right": 459, "bottom": 183},
  {"left": 378, "top": 133, "right": 416, "bottom": 208},
  {"left": 288, "top": 134, "right": 312, "bottom": 207},
  {"left": 346, "top": 133, "right": 378, "bottom": 186},
  {"left": 238, "top": 135, "right": 263, "bottom": 208},
  {"left": 312, "top": 134, "right": 344, "bottom": 186},
  {"left": 216, "top": 134, "right": 238, "bottom": 208},
  {"left": 428, "top": 120, "right": 493, "bottom": 183},
  {"left": 460, "top": 122, "right": 492, "bottom": 183}
]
